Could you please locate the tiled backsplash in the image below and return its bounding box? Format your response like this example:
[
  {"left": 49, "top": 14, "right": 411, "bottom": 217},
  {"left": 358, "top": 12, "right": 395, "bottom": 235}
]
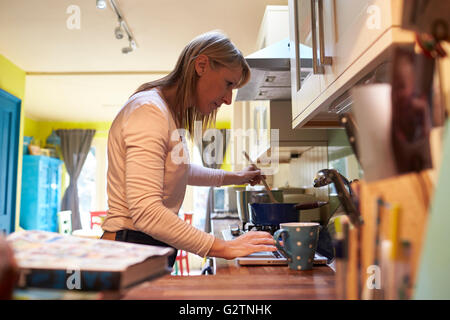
[
  {"left": 272, "top": 129, "right": 362, "bottom": 203},
  {"left": 273, "top": 146, "right": 329, "bottom": 201}
]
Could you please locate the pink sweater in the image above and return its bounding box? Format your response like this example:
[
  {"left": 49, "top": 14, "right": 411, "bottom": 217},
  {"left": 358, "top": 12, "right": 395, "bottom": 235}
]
[{"left": 102, "top": 88, "right": 225, "bottom": 257}]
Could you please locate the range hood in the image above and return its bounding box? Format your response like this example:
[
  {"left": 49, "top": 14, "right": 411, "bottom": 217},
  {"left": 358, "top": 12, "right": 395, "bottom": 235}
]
[{"left": 236, "top": 38, "right": 313, "bottom": 101}]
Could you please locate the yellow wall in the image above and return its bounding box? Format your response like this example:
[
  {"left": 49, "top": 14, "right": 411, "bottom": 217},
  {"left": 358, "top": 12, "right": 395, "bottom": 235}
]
[
  {"left": 214, "top": 119, "right": 232, "bottom": 172},
  {"left": 0, "top": 55, "right": 26, "bottom": 99},
  {"left": 0, "top": 54, "right": 26, "bottom": 231},
  {"left": 24, "top": 119, "right": 111, "bottom": 146}
]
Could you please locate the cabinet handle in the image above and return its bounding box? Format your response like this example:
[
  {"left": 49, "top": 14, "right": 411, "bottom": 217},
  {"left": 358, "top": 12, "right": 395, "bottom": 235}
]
[
  {"left": 310, "top": 0, "right": 324, "bottom": 74},
  {"left": 292, "top": 0, "right": 302, "bottom": 90},
  {"left": 318, "top": 0, "right": 332, "bottom": 66}
]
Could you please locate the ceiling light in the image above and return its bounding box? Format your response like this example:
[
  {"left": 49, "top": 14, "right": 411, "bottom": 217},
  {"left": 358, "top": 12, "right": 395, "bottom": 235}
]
[
  {"left": 109, "top": 0, "right": 138, "bottom": 53},
  {"left": 115, "top": 22, "right": 124, "bottom": 39},
  {"left": 96, "top": 0, "right": 107, "bottom": 9},
  {"left": 121, "top": 45, "right": 133, "bottom": 54},
  {"left": 122, "top": 37, "right": 136, "bottom": 54}
]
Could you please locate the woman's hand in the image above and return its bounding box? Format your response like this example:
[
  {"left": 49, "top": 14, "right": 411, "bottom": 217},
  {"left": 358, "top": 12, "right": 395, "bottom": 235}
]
[
  {"left": 223, "top": 165, "right": 266, "bottom": 186},
  {"left": 207, "top": 231, "right": 276, "bottom": 260}
]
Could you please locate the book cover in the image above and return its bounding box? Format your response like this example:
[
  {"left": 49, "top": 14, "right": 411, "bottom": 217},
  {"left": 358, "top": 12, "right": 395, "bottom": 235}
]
[{"left": 6, "top": 230, "right": 174, "bottom": 291}]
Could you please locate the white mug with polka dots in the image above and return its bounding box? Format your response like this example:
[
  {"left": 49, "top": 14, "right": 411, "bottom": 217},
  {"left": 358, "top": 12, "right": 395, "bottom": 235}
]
[{"left": 274, "top": 222, "right": 320, "bottom": 271}]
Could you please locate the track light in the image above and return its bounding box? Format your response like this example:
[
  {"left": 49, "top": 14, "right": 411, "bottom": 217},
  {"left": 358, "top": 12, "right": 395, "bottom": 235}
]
[
  {"left": 122, "top": 37, "right": 136, "bottom": 54},
  {"left": 97, "top": 0, "right": 137, "bottom": 53},
  {"left": 114, "top": 21, "right": 124, "bottom": 39},
  {"left": 121, "top": 46, "right": 133, "bottom": 54},
  {"left": 96, "top": 0, "right": 107, "bottom": 9}
]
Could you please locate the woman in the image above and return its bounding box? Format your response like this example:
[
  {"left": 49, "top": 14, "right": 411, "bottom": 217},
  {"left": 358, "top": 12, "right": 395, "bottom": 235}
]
[{"left": 101, "top": 31, "right": 276, "bottom": 267}]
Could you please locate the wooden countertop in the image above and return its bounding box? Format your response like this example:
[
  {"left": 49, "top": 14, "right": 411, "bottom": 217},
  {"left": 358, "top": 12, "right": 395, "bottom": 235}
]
[{"left": 120, "top": 258, "right": 336, "bottom": 300}]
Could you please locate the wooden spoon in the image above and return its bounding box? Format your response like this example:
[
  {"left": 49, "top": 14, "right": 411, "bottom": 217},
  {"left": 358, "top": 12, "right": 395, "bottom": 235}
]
[{"left": 242, "top": 151, "right": 278, "bottom": 203}]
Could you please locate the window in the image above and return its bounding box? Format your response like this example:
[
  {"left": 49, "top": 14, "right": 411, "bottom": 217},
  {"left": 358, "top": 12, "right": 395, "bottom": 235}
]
[
  {"left": 77, "top": 147, "right": 96, "bottom": 230},
  {"left": 64, "top": 137, "right": 108, "bottom": 230}
]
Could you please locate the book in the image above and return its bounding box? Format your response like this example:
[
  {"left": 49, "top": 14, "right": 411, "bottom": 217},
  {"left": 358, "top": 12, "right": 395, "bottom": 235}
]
[{"left": 6, "top": 230, "right": 174, "bottom": 291}]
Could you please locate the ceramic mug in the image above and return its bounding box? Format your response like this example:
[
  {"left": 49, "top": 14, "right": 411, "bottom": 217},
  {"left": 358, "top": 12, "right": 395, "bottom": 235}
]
[{"left": 274, "top": 222, "right": 320, "bottom": 271}]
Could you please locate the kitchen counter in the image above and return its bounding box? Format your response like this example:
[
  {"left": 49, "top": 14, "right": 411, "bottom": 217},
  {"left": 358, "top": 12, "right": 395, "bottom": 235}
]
[
  {"left": 120, "top": 258, "right": 335, "bottom": 300},
  {"left": 121, "top": 223, "right": 336, "bottom": 300}
]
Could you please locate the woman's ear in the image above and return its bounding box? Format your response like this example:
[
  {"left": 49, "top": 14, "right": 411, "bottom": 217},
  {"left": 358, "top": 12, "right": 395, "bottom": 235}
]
[{"left": 194, "top": 54, "right": 209, "bottom": 76}]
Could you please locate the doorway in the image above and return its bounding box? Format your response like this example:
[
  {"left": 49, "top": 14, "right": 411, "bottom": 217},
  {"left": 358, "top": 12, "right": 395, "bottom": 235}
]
[{"left": 0, "top": 89, "right": 21, "bottom": 234}]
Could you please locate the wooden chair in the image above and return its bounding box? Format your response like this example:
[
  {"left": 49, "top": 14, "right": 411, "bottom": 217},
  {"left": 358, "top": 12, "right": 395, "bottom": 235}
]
[{"left": 89, "top": 211, "right": 107, "bottom": 230}]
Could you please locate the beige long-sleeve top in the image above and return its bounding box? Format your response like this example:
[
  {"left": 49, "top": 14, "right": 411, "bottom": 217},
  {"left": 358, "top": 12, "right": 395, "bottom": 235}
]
[{"left": 102, "top": 88, "right": 225, "bottom": 257}]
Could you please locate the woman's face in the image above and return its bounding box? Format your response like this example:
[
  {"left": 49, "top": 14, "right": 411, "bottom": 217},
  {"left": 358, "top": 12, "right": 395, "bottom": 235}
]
[{"left": 194, "top": 55, "right": 243, "bottom": 115}]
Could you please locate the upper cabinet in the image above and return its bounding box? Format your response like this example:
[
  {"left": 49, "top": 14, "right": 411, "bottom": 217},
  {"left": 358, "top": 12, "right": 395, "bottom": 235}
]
[
  {"left": 256, "top": 5, "right": 289, "bottom": 50},
  {"left": 288, "top": 0, "right": 415, "bottom": 128}
]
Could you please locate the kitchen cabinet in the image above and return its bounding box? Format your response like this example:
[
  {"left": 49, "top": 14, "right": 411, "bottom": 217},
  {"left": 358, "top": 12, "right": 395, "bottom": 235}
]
[
  {"left": 20, "top": 155, "right": 63, "bottom": 232},
  {"left": 288, "top": 0, "right": 415, "bottom": 128},
  {"left": 256, "top": 5, "right": 289, "bottom": 50}
]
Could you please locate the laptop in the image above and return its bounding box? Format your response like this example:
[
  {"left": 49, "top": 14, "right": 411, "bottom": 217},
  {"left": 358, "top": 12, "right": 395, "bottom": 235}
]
[
  {"left": 236, "top": 250, "right": 328, "bottom": 266},
  {"left": 221, "top": 229, "right": 329, "bottom": 266}
]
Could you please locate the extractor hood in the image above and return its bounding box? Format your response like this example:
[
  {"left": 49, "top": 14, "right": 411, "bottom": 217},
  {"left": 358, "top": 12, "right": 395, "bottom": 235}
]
[{"left": 236, "top": 38, "right": 313, "bottom": 101}]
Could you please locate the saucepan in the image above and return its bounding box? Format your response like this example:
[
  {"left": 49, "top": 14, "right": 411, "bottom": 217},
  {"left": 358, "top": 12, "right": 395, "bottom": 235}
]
[
  {"left": 249, "top": 202, "right": 328, "bottom": 226},
  {"left": 236, "top": 190, "right": 284, "bottom": 225}
]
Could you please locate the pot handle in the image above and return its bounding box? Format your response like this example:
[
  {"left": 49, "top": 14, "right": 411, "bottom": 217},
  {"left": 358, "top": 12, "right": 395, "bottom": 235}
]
[{"left": 274, "top": 229, "right": 291, "bottom": 260}]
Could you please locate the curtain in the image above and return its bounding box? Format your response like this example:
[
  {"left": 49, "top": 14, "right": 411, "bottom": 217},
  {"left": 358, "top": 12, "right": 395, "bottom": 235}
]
[
  {"left": 56, "top": 129, "right": 96, "bottom": 231},
  {"left": 196, "top": 128, "right": 230, "bottom": 233}
]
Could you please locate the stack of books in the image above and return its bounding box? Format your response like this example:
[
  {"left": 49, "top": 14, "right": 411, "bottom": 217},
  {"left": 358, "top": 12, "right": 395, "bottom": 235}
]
[{"left": 7, "top": 230, "right": 174, "bottom": 291}]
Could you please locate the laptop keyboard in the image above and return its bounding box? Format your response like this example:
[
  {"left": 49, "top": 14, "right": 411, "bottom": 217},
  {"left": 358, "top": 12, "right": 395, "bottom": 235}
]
[{"left": 273, "top": 250, "right": 285, "bottom": 259}]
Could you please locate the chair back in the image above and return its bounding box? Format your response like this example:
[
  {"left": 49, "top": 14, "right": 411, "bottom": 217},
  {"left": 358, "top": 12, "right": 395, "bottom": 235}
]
[
  {"left": 57, "top": 210, "right": 72, "bottom": 234},
  {"left": 90, "top": 211, "right": 107, "bottom": 230}
]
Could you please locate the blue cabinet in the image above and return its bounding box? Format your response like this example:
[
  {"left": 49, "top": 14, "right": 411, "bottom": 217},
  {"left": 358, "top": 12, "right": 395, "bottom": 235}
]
[{"left": 20, "top": 155, "right": 63, "bottom": 232}]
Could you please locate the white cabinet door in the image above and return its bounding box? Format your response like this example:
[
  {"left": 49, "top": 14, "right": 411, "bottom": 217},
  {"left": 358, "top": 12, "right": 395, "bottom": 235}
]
[
  {"left": 290, "top": 0, "right": 409, "bottom": 128},
  {"left": 321, "top": 0, "right": 401, "bottom": 90},
  {"left": 289, "top": 0, "right": 322, "bottom": 122}
]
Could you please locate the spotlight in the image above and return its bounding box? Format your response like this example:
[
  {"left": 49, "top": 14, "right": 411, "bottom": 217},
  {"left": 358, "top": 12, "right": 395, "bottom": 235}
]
[
  {"left": 122, "top": 45, "right": 133, "bottom": 54},
  {"left": 115, "top": 25, "right": 124, "bottom": 39},
  {"left": 96, "top": 0, "right": 107, "bottom": 9}
]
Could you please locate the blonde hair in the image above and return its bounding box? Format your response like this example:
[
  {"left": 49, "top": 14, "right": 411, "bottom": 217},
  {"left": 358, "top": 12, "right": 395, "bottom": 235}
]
[{"left": 133, "top": 30, "right": 250, "bottom": 136}]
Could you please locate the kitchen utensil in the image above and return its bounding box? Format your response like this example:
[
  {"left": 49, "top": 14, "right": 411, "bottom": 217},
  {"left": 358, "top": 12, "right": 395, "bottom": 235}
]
[
  {"left": 236, "top": 190, "right": 284, "bottom": 227},
  {"left": 274, "top": 222, "right": 321, "bottom": 270},
  {"left": 294, "top": 201, "right": 328, "bottom": 210},
  {"left": 248, "top": 201, "right": 327, "bottom": 226},
  {"left": 242, "top": 151, "right": 278, "bottom": 203}
]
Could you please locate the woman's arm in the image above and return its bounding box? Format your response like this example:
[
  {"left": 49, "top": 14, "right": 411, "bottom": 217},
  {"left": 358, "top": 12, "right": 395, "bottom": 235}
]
[{"left": 188, "top": 164, "right": 264, "bottom": 186}]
